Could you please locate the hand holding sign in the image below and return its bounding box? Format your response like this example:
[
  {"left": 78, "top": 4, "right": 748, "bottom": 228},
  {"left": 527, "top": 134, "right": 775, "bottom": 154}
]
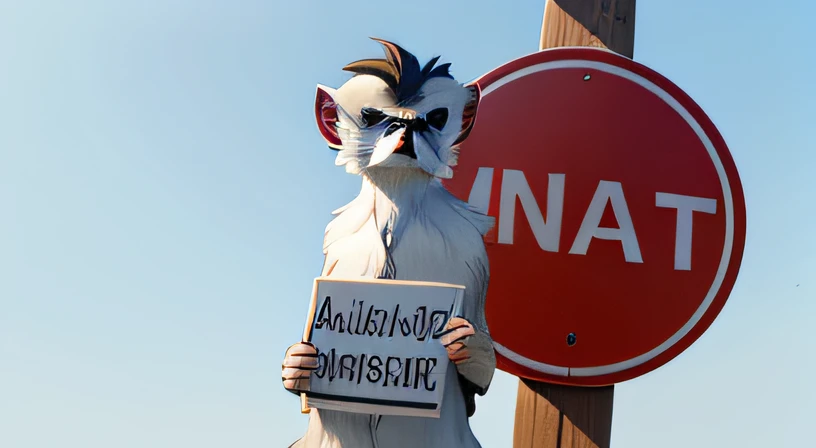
[
  {"left": 442, "top": 317, "right": 496, "bottom": 396},
  {"left": 282, "top": 342, "right": 318, "bottom": 393},
  {"left": 442, "top": 317, "right": 475, "bottom": 363}
]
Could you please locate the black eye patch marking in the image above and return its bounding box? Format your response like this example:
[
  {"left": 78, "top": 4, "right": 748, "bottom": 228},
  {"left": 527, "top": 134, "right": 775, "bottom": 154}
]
[
  {"left": 361, "top": 107, "right": 388, "bottom": 127},
  {"left": 426, "top": 108, "right": 448, "bottom": 131}
]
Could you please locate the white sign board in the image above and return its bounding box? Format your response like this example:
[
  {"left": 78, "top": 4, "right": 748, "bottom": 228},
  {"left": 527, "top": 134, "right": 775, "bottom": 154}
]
[{"left": 301, "top": 277, "right": 465, "bottom": 418}]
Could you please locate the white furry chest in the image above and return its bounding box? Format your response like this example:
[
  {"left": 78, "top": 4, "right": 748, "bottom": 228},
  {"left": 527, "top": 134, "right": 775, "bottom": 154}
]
[
  {"left": 321, "top": 175, "right": 492, "bottom": 327},
  {"left": 387, "top": 216, "right": 477, "bottom": 286},
  {"left": 305, "top": 175, "right": 493, "bottom": 448}
]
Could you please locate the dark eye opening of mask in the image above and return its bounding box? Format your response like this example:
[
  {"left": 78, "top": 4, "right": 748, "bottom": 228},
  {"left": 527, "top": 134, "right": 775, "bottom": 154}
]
[
  {"left": 426, "top": 108, "right": 448, "bottom": 130},
  {"left": 361, "top": 107, "right": 387, "bottom": 127}
]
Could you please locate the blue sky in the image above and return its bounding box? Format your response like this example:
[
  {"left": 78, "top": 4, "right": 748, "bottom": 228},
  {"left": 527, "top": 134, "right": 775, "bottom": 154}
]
[{"left": 1, "top": 0, "right": 813, "bottom": 447}]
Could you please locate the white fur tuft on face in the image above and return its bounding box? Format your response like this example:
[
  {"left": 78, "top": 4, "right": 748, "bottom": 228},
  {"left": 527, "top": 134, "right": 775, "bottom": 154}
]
[
  {"left": 326, "top": 74, "right": 474, "bottom": 179},
  {"left": 403, "top": 77, "right": 472, "bottom": 178}
]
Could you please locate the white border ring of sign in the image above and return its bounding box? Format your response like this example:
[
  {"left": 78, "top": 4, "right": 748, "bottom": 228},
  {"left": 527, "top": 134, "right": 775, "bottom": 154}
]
[{"left": 479, "top": 57, "right": 736, "bottom": 378}]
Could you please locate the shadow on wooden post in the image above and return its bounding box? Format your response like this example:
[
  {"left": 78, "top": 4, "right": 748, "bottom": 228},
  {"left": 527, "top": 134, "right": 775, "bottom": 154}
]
[{"left": 513, "top": 379, "right": 614, "bottom": 448}]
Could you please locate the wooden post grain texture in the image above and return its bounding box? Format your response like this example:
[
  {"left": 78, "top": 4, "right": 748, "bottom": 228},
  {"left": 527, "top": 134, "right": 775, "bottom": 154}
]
[
  {"left": 539, "top": 0, "right": 636, "bottom": 57},
  {"left": 513, "top": 1, "right": 636, "bottom": 447},
  {"left": 514, "top": 379, "right": 614, "bottom": 448}
]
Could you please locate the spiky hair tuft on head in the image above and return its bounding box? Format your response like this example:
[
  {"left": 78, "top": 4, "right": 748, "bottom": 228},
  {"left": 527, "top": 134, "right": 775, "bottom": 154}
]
[{"left": 342, "top": 37, "right": 454, "bottom": 102}]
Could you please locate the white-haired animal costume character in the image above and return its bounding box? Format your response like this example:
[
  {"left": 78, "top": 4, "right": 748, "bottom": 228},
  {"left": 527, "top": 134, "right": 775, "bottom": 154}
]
[{"left": 282, "top": 38, "right": 496, "bottom": 448}]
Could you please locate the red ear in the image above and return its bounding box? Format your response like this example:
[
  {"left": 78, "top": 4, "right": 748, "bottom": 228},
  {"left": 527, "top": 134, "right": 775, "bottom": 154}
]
[
  {"left": 454, "top": 83, "right": 481, "bottom": 145},
  {"left": 315, "top": 85, "right": 343, "bottom": 149}
]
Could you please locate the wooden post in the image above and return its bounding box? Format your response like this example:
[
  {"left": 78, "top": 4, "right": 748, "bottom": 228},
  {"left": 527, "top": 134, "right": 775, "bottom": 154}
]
[
  {"left": 539, "top": 0, "right": 636, "bottom": 57},
  {"left": 514, "top": 380, "right": 614, "bottom": 448},
  {"left": 513, "top": 1, "right": 636, "bottom": 447}
]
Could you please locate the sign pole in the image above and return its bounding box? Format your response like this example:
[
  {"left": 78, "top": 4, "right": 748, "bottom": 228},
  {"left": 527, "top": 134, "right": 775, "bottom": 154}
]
[
  {"left": 539, "top": 0, "right": 635, "bottom": 58},
  {"left": 513, "top": 1, "right": 635, "bottom": 447}
]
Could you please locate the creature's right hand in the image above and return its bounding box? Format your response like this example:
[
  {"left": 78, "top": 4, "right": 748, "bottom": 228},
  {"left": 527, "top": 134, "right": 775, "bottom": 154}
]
[{"left": 282, "top": 342, "right": 319, "bottom": 393}]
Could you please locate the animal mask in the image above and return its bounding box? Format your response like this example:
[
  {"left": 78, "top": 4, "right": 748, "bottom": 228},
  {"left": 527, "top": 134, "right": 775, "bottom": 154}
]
[{"left": 314, "top": 38, "right": 480, "bottom": 179}]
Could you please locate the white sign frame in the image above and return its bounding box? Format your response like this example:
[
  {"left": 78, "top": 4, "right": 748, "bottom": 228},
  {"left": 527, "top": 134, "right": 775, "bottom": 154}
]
[{"left": 300, "top": 277, "right": 465, "bottom": 418}]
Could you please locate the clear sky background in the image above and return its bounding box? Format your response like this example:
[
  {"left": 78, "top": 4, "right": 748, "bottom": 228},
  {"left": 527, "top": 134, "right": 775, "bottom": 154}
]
[{"left": 1, "top": 1, "right": 814, "bottom": 447}]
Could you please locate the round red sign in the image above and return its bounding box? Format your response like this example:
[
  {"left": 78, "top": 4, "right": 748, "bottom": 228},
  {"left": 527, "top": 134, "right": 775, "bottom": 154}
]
[{"left": 444, "top": 47, "right": 746, "bottom": 386}]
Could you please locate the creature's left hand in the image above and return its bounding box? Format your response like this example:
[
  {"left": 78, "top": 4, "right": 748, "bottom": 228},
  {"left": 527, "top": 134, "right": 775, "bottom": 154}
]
[
  {"left": 441, "top": 317, "right": 496, "bottom": 391},
  {"left": 441, "top": 317, "right": 476, "bottom": 364}
]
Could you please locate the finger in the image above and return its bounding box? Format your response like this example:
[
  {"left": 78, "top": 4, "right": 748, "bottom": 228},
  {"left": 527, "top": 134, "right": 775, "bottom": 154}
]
[
  {"left": 435, "top": 318, "right": 472, "bottom": 340},
  {"left": 441, "top": 326, "right": 475, "bottom": 347},
  {"left": 287, "top": 343, "right": 318, "bottom": 357},
  {"left": 448, "top": 348, "right": 470, "bottom": 363},
  {"left": 446, "top": 317, "right": 470, "bottom": 329},
  {"left": 283, "top": 354, "right": 319, "bottom": 370},
  {"left": 282, "top": 367, "right": 312, "bottom": 380},
  {"left": 283, "top": 378, "right": 310, "bottom": 392},
  {"left": 445, "top": 341, "right": 466, "bottom": 355}
]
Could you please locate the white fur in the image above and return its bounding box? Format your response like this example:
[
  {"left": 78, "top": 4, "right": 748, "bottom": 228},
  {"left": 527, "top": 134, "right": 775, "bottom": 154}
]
[
  {"left": 290, "top": 168, "right": 495, "bottom": 448},
  {"left": 330, "top": 75, "right": 472, "bottom": 178},
  {"left": 293, "top": 62, "right": 494, "bottom": 447}
]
